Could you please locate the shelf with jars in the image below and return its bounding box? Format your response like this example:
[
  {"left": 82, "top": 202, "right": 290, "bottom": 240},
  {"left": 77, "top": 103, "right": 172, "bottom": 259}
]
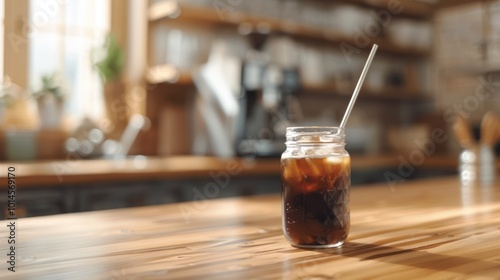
[
  {"left": 145, "top": 0, "right": 435, "bottom": 156},
  {"left": 149, "top": 1, "right": 431, "bottom": 58},
  {"left": 146, "top": 0, "right": 433, "bottom": 95},
  {"left": 434, "top": 1, "right": 500, "bottom": 122}
]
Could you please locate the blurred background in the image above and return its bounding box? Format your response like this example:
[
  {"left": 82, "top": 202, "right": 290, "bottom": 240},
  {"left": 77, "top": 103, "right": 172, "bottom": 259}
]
[{"left": 1, "top": 0, "right": 500, "bottom": 217}]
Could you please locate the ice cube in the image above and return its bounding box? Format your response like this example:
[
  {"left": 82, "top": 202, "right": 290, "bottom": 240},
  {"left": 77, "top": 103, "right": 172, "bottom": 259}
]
[
  {"left": 297, "top": 157, "right": 322, "bottom": 178},
  {"left": 283, "top": 159, "right": 302, "bottom": 183},
  {"left": 325, "top": 156, "right": 344, "bottom": 164}
]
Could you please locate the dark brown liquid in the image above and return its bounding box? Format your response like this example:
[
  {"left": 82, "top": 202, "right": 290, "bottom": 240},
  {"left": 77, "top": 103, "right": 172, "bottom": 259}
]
[{"left": 281, "top": 157, "right": 350, "bottom": 247}]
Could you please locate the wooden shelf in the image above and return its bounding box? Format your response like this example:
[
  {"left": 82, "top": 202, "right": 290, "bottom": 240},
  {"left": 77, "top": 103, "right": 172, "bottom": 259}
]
[
  {"left": 146, "top": 64, "right": 193, "bottom": 85},
  {"left": 145, "top": 65, "right": 431, "bottom": 102},
  {"left": 436, "top": 0, "right": 481, "bottom": 9},
  {"left": 343, "top": 0, "right": 433, "bottom": 19},
  {"left": 440, "top": 63, "right": 500, "bottom": 75},
  {"left": 302, "top": 83, "right": 432, "bottom": 102},
  {"left": 149, "top": 2, "right": 430, "bottom": 57}
]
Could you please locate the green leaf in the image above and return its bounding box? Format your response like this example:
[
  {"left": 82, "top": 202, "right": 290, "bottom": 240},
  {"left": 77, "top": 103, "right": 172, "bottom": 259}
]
[{"left": 92, "top": 33, "right": 125, "bottom": 84}]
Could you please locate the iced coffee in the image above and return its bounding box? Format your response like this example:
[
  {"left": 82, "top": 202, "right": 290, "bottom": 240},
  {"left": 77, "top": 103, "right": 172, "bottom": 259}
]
[{"left": 281, "top": 127, "right": 350, "bottom": 248}]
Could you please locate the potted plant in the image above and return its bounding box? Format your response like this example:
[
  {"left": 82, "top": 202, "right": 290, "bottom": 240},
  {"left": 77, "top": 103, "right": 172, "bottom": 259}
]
[
  {"left": 0, "top": 78, "right": 15, "bottom": 126},
  {"left": 33, "top": 74, "right": 65, "bottom": 129},
  {"left": 92, "top": 34, "right": 127, "bottom": 137}
]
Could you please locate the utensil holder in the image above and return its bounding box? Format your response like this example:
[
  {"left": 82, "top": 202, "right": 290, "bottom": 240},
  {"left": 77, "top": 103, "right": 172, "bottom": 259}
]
[{"left": 459, "top": 145, "right": 496, "bottom": 186}]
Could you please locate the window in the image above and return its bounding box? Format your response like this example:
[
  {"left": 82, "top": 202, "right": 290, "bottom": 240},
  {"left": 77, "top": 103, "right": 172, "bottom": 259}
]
[
  {"left": 0, "top": 0, "right": 4, "bottom": 79},
  {"left": 29, "top": 0, "right": 111, "bottom": 121}
]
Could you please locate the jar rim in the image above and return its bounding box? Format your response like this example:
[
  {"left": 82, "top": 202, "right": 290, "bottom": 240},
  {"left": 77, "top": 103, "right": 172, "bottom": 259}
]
[
  {"left": 286, "top": 126, "right": 345, "bottom": 145},
  {"left": 286, "top": 126, "right": 344, "bottom": 133}
]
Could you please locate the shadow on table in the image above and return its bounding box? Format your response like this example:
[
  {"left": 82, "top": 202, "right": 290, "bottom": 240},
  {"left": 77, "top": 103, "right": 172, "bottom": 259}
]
[{"left": 310, "top": 241, "right": 499, "bottom": 275}]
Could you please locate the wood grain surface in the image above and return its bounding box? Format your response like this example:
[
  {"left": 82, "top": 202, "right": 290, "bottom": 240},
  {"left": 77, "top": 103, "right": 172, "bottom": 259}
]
[{"left": 1, "top": 177, "right": 500, "bottom": 279}]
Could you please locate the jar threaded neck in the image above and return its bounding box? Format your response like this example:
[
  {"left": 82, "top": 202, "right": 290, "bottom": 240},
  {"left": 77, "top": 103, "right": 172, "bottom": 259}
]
[{"left": 285, "top": 126, "right": 345, "bottom": 146}]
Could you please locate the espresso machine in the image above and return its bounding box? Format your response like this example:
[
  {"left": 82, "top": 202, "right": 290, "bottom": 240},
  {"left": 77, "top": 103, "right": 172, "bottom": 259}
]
[{"left": 236, "top": 32, "right": 302, "bottom": 157}]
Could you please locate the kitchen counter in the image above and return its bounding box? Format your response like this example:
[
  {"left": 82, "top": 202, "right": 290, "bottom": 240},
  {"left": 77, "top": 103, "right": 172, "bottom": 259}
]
[
  {"left": 3, "top": 177, "right": 500, "bottom": 279},
  {"left": 1, "top": 154, "right": 491, "bottom": 188},
  {"left": 0, "top": 156, "right": 279, "bottom": 188}
]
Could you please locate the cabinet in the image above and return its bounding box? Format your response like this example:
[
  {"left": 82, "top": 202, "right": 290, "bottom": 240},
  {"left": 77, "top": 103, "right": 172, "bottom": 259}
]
[{"left": 145, "top": 0, "right": 435, "bottom": 156}]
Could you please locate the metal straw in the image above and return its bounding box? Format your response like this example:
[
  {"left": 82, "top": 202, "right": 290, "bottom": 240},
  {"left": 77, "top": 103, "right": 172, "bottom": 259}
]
[{"left": 340, "top": 44, "right": 378, "bottom": 128}]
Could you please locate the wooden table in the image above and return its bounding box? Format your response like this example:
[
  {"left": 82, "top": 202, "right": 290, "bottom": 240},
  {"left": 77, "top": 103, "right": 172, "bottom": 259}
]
[{"left": 2, "top": 177, "right": 500, "bottom": 279}]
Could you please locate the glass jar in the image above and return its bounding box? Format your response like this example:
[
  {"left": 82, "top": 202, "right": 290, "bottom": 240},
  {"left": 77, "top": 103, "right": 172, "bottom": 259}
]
[
  {"left": 281, "top": 127, "right": 351, "bottom": 248},
  {"left": 459, "top": 145, "right": 496, "bottom": 186}
]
